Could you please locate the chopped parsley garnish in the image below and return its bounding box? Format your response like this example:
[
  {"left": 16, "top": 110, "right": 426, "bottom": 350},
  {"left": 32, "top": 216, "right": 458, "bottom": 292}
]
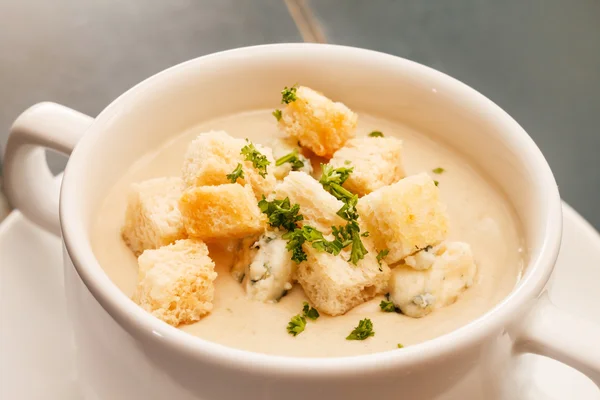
[
  {"left": 241, "top": 140, "right": 270, "bottom": 178},
  {"left": 432, "top": 167, "right": 445, "bottom": 174},
  {"left": 281, "top": 85, "right": 298, "bottom": 104},
  {"left": 319, "top": 164, "right": 368, "bottom": 264},
  {"left": 379, "top": 299, "right": 396, "bottom": 312},
  {"left": 272, "top": 109, "right": 282, "bottom": 121},
  {"left": 368, "top": 131, "right": 384, "bottom": 137},
  {"left": 287, "top": 314, "right": 306, "bottom": 336},
  {"left": 376, "top": 249, "right": 389, "bottom": 266},
  {"left": 283, "top": 225, "right": 344, "bottom": 263},
  {"left": 226, "top": 163, "right": 244, "bottom": 183},
  {"left": 397, "top": 343, "right": 404, "bottom": 348},
  {"left": 275, "top": 149, "right": 305, "bottom": 170},
  {"left": 346, "top": 318, "right": 375, "bottom": 340},
  {"left": 258, "top": 196, "right": 303, "bottom": 232},
  {"left": 302, "top": 302, "right": 320, "bottom": 320},
  {"left": 434, "top": 180, "right": 439, "bottom": 187}
]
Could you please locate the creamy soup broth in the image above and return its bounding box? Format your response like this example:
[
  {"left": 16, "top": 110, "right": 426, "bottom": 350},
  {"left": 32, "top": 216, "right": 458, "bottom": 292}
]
[{"left": 92, "top": 110, "right": 525, "bottom": 357}]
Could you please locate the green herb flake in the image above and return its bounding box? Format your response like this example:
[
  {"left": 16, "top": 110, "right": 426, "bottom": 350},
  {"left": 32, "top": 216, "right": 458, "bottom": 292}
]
[
  {"left": 275, "top": 149, "right": 305, "bottom": 171},
  {"left": 287, "top": 314, "right": 306, "bottom": 336},
  {"left": 432, "top": 167, "right": 445, "bottom": 174},
  {"left": 397, "top": 343, "right": 404, "bottom": 349},
  {"left": 368, "top": 131, "right": 384, "bottom": 137},
  {"left": 379, "top": 300, "right": 396, "bottom": 313},
  {"left": 346, "top": 318, "right": 375, "bottom": 341},
  {"left": 257, "top": 196, "right": 304, "bottom": 232},
  {"left": 226, "top": 163, "right": 244, "bottom": 183},
  {"left": 272, "top": 109, "right": 282, "bottom": 121},
  {"left": 302, "top": 302, "right": 320, "bottom": 320},
  {"left": 434, "top": 180, "right": 439, "bottom": 187},
  {"left": 241, "top": 140, "right": 270, "bottom": 178},
  {"left": 376, "top": 249, "right": 389, "bottom": 266},
  {"left": 281, "top": 85, "right": 298, "bottom": 104}
]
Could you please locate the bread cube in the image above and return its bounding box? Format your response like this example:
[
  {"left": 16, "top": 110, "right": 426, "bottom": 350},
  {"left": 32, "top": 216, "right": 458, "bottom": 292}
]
[
  {"left": 121, "top": 177, "right": 186, "bottom": 256},
  {"left": 132, "top": 239, "right": 217, "bottom": 326},
  {"left": 182, "top": 130, "right": 276, "bottom": 199},
  {"left": 296, "top": 239, "right": 391, "bottom": 316},
  {"left": 270, "top": 137, "right": 313, "bottom": 180},
  {"left": 329, "top": 136, "right": 405, "bottom": 196},
  {"left": 357, "top": 173, "right": 449, "bottom": 264},
  {"left": 179, "top": 183, "right": 266, "bottom": 240},
  {"left": 388, "top": 241, "right": 476, "bottom": 317},
  {"left": 278, "top": 86, "right": 357, "bottom": 158},
  {"left": 273, "top": 171, "right": 345, "bottom": 234}
]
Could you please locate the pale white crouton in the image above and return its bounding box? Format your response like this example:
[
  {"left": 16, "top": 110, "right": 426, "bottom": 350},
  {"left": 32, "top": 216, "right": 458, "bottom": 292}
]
[
  {"left": 179, "top": 183, "right": 266, "bottom": 240},
  {"left": 181, "top": 130, "right": 276, "bottom": 199},
  {"left": 329, "top": 136, "right": 405, "bottom": 196},
  {"left": 270, "top": 137, "right": 313, "bottom": 180},
  {"left": 388, "top": 241, "right": 476, "bottom": 317},
  {"left": 357, "top": 173, "right": 449, "bottom": 264},
  {"left": 296, "top": 239, "right": 391, "bottom": 316},
  {"left": 121, "top": 177, "right": 186, "bottom": 256},
  {"left": 242, "top": 231, "right": 296, "bottom": 302},
  {"left": 132, "top": 239, "right": 217, "bottom": 326},
  {"left": 274, "top": 171, "right": 345, "bottom": 233},
  {"left": 278, "top": 86, "right": 357, "bottom": 158}
]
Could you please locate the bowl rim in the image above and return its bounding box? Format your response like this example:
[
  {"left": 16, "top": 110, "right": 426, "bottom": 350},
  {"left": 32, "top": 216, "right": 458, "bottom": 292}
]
[{"left": 60, "top": 43, "right": 562, "bottom": 378}]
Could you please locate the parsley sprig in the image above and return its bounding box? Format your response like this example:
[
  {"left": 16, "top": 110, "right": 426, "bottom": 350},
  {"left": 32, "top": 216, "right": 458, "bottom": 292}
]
[
  {"left": 287, "top": 315, "right": 306, "bottom": 336},
  {"left": 281, "top": 85, "right": 298, "bottom": 104},
  {"left": 226, "top": 163, "right": 244, "bottom": 183},
  {"left": 258, "top": 196, "right": 303, "bottom": 232},
  {"left": 241, "top": 140, "right": 270, "bottom": 178},
  {"left": 346, "top": 318, "right": 375, "bottom": 340},
  {"left": 282, "top": 225, "right": 344, "bottom": 263},
  {"left": 275, "top": 149, "right": 305, "bottom": 171},
  {"left": 302, "top": 302, "right": 320, "bottom": 320},
  {"left": 319, "top": 165, "right": 368, "bottom": 265},
  {"left": 272, "top": 109, "right": 282, "bottom": 121}
]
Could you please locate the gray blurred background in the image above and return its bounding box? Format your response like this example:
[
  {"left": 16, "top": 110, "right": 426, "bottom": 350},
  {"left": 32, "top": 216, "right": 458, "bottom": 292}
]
[{"left": 1, "top": 0, "right": 599, "bottom": 228}]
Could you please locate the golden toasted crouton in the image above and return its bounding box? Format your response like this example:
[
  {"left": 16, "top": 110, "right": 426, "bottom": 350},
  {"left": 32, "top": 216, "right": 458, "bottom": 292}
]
[
  {"left": 278, "top": 86, "right": 357, "bottom": 158},
  {"left": 121, "top": 177, "right": 186, "bottom": 256},
  {"left": 389, "top": 241, "right": 476, "bottom": 317},
  {"left": 357, "top": 173, "right": 449, "bottom": 264},
  {"left": 296, "top": 239, "right": 391, "bottom": 316},
  {"left": 182, "top": 130, "right": 276, "bottom": 199},
  {"left": 273, "top": 171, "right": 345, "bottom": 233},
  {"left": 179, "top": 183, "right": 265, "bottom": 240},
  {"left": 329, "top": 136, "right": 405, "bottom": 196},
  {"left": 132, "top": 239, "right": 217, "bottom": 326}
]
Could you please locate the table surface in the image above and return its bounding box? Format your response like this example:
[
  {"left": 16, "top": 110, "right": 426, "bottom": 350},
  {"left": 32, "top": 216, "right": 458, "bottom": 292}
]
[{"left": 1, "top": 0, "right": 599, "bottom": 228}]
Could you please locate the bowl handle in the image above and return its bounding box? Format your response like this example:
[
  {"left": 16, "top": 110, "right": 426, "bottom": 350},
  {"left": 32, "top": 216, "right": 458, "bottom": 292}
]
[
  {"left": 512, "top": 291, "right": 600, "bottom": 386},
  {"left": 3, "top": 102, "right": 93, "bottom": 236}
]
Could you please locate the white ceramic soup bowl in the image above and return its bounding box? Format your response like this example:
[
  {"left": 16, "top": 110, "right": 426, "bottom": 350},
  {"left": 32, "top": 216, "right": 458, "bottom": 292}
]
[{"left": 4, "top": 44, "right": 600, "bottom": 400}]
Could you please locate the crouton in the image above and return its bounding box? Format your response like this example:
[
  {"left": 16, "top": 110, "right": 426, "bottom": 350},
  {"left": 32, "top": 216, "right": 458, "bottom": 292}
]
[
  {"left": 388, "top": 241, "right": 476, "bottom": 317},
  {"left": 121, "top": 177, "right": 186, "bottom": 256},
  {"left": 179, "top": 183, "right": 266, "bottom": 240},
  {"left": 278, "top": 86, "right": 357, "bottom": 158},
  {"left": 357, "top": 173, "right": 449, "bottom": 264},
  {"left": 329, "top": 136, "right": 405, "bottom": 196},
  {"left": 273, "top": 171, "right": 345, "bottom": 233},
  {"left": 270, "top": 137, "right": 313, "bottom": 180},
  {"left": 181, "top": 130, "right": 276, "bottom": 199},
  {"left": 295, "top": 239, "right": 391, "bottom": 316},
  {"left": 132, "top": 239, "right": 217, "bottom": 326}
]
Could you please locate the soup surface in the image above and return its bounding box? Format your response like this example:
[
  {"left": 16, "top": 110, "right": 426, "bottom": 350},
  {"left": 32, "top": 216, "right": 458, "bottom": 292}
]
[{"left": 92, "top": 110, "right": 525, "bottom": 357}]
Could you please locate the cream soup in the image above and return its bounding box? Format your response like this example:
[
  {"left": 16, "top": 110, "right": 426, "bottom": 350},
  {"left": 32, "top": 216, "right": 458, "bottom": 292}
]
[{"left": 92, "top": 110, "right": 524, "bottom": 357}]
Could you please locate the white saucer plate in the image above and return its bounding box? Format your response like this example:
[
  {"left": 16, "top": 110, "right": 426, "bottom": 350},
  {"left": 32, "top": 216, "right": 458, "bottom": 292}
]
[{"left": 1, "top": 203, "right": 599, "bottom": 399}]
